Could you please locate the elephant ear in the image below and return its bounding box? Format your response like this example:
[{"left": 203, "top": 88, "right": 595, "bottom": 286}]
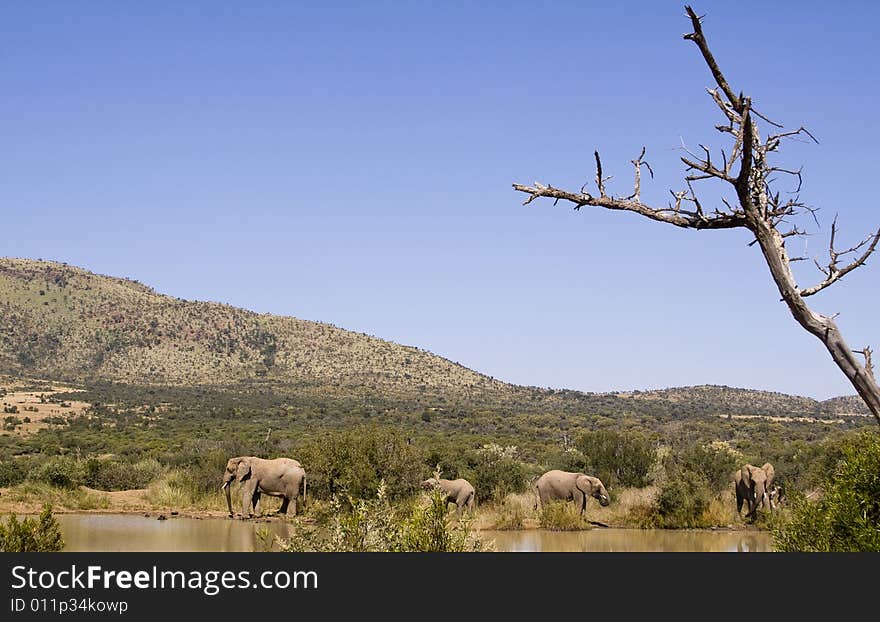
[
  {"left": 576, "top": 475, "right": 594, "bottom": 494},
  {"left": 236, "top": 459, "right": 252, "bottom": 482},
  {"left": 762, "top": 463, "right": 775, "bottom": 486}
]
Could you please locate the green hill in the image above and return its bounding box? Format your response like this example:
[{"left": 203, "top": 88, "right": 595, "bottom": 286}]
[
  {"left": 0, "top": 258, "right": 509, "bottom": 400},
  {"left": 0, "top": 257, "right": 869, "bottom": 419}
]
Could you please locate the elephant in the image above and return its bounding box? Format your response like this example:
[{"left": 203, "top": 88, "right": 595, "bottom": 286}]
[
  {"left": 533, "top": 470, "right": 610, "bottom": 514},
  {"left": 734, "top": 462, "right": 775, "bottom": 521},
  {"left": 221, "top": 456, "right": 306, "bottom": 519},
  {"left": 421, "top": 477, "right": 476, "bottom": 515}
]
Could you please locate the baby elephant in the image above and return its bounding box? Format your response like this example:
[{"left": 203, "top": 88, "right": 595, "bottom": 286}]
[{"left": 421, "top": 477, "right": 476, "bottom": 515}]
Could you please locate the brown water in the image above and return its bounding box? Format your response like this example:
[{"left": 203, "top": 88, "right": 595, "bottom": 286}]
[
  {"left": 52, "top": 514, "right": 773, "bottom": 552},
  {"left": 480, "top": 528, "right": 773, "bottom": 552}
]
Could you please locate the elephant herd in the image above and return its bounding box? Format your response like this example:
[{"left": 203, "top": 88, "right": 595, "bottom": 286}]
[
  {"left": 219, "top": 455, "right": 613, "bottom": 520},
  {"left": 220, "top": 455, "right": 780, "bottom": 522}
]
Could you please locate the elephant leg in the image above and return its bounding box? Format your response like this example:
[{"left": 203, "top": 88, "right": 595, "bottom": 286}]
[
  {"left": 455, "top": 494, "right": 466, "bottom": 517},
  {"left": 252, "top": 491, "right": 262, "bottom": 516},
  {"left": 574, "top": 491, "right": 586, "bottom": 515},
  {"left": 278, "top": 496, "right": 290, "bottom": 515},
  {"left": 747, "top": 496, "right": 758, "bottom": 522},
  {"left": 240, "top": 482, "right": 257, "bottom": 519}
]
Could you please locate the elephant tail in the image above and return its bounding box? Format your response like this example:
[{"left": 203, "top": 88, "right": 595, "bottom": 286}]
[{"left": 302, "top": 475, "right": 307, "bottom": 509}]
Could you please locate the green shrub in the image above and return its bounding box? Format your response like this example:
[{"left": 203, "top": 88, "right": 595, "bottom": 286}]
[
  {"left": 772, "top": 431, "right": 880, "bottom": 552},
  {"left": 83, "top": 458, "right": 164, "bottom": 491},
  {"left": 296, "top": 426, "right": 423, "bottom": 502},
  {"left": 0, "top": 458, "right": 34, "bottom": 487},
  {"left": 466, "top": 444, "right": 527, "bottom": 503},
  {"left": 0, "top": 504, "right": 64, "bottom": 552},
  {"left": 638, "top": 466, "right": 713, "bottom": 529},
  {"left": 677, "top": 443, "right": 739, "bottom": 493},
  {"left": 276, "top": 483, "right": 487, "bottom": 552},
  {"left": 27, "top": 456, "right": 84, "bottom": 489},
  {"left": 575, "top": 429, "right": 654, "bottom": 488}
]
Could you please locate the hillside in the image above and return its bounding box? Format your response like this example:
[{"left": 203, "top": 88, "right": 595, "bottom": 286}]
[
  {"left": 0, "top": 258, "right": 505, "bottom": 399},
  {"left": 0, "top": 258, "right": 869, "bottom": 420}
]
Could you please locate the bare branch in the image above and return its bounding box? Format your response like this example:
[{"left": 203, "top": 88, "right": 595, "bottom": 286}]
[
  {"left": 799, "top": 224, "right": 880, "bottom": 297},
  {"left": 750, "top": 107, "right": 785, "bottom": 129},
  {"left": 512, "top": 182, "right": 744, "bottom": 229},
  {"left": 625, "top": 147, "right": 654, "bottom": 202},
  {"left": 707, "top": 88, "right": 739, "bottom": 124},
  {"left": 595, "top": 151, "right": 608, "bottom": 197},
  {"left": 684, "top": 6, "right": 740, "bottom": 110},
  {"left": 855, "top": 347, "right": 875, "bottom": 381}
]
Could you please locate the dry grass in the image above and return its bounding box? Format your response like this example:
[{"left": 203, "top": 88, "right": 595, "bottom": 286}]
[
  {"left": 0, "top": 380, "right": 90, "bottom": 437},
  {"left": 2, "top": 483, "right": 111, "bottom": 512},
  {"left": 472, "top": 492, "right": 538, "bottom": 530}
]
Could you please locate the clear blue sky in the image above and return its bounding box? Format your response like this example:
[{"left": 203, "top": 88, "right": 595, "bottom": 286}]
[{"left": 2, "top": 1, "right": 878, "bottom": 399}]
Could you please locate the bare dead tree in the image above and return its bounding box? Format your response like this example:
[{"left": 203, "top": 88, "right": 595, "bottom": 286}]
[{"left": 513, "top": 6, "right": 880, "bottom": 425}]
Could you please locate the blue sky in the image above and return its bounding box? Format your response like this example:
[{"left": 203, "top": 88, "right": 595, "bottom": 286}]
[{"left": 2, "top": 1, "right": 878, "bottom": 399}]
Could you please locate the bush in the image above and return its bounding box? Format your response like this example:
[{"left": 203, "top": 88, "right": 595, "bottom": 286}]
[
  {"left": 466, "top": 444, "right": 527, "bottom": 503},
  {"left": 772, "top": 431, "right": 880, "bottom": 552},
  {"left": 0, "top": 504, "right": 64, "bottom": 552},
  {"left": 677, "top": 443, "right": 739, "bottom": 494},
  {"left": 275, "top": 482, "right": 488, "bottom": 552},
  {"left": 83, "top": 458, "right": 164, "bottom": 491},
  {"left": 28, "top": 456, "right": 84, "bottom": 489},
  {"left": 574, "top": 430, "right": 655, "bottom": 488},
  {"left": 296, "top": 426, "right": 423, "bottom": 502},
  {"left": 637, "top": 466, "right": 713, "bottom": 529},
  {"left": 0, "top": 458, "right": 35, "bottom": 487}
]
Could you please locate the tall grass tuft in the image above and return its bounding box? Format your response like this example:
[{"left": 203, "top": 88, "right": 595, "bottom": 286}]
[{"left": 540, "top": 501, "right": 593, "bottom": 531}]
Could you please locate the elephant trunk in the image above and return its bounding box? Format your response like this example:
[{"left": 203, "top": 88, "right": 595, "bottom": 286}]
[
  {"left": 302, "top": 476, "right": 307, "bottom": 510},
  {"left": 756, "top": 483, "right": 768, "bottom": 514},
  {"left": 223, "top": 480, "right": 233, "bottom": 517}
]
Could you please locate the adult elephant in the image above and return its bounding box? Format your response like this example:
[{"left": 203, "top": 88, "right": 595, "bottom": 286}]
[
  {"left": 421, "top": 477, "right": 476, "bottom": 515},
  {"left": 534, "top": 470, "right": 610, "bottom": 514},
  {"left": 734, "top": 462, "right": 775, "bottom": 521},
  {"left": 221, "top": 457, "right": 307, "bottom": 519}
]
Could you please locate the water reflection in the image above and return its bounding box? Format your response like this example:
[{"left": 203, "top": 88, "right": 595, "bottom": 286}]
[
  {"left": 481, "top": 528, "right": 773, "bottom": 552},
  {"left": 55, "top": 514, "right": 292, "bottom": 552},
  {"left": 52, "top": 515, "right": 773, "bottom": 552}
]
